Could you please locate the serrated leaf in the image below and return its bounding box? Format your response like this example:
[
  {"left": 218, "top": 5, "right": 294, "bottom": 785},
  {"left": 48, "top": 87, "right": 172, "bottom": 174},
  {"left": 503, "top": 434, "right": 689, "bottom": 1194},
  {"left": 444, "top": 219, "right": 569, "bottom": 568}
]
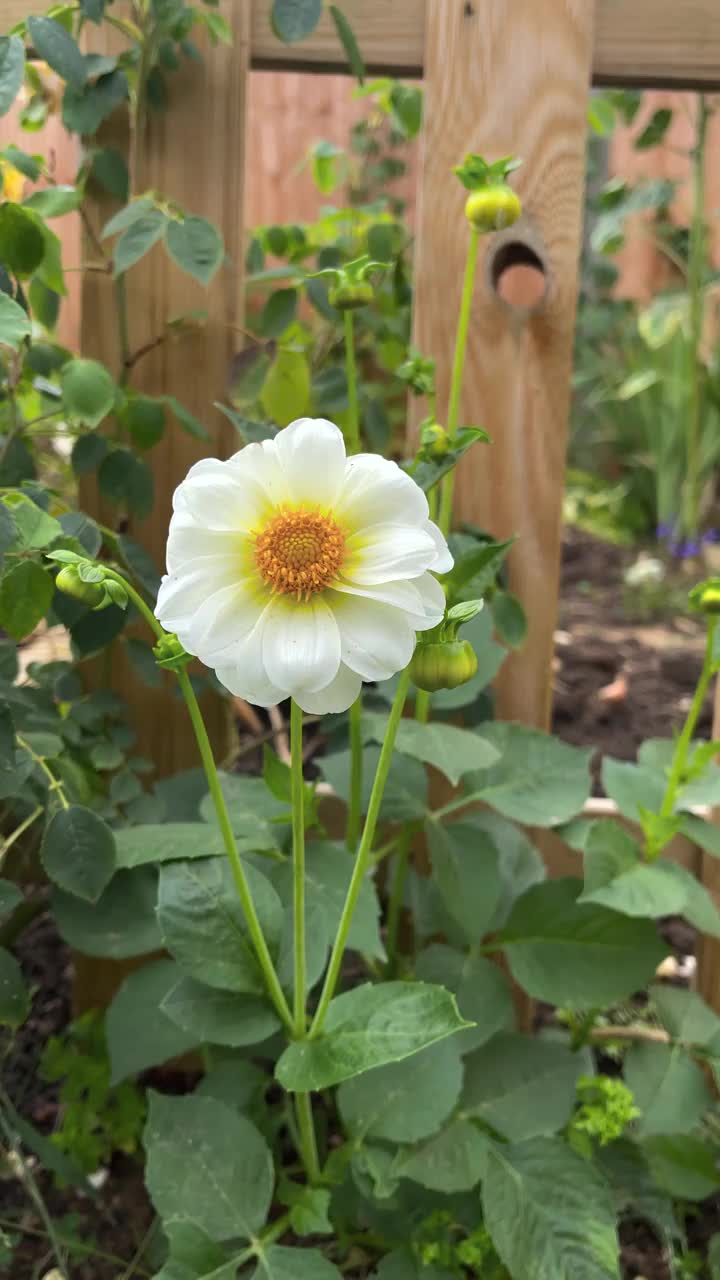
[
  {"left": 363, "top": 714, "right": 498, "bottom": 785},
  {"left": 319, "top": 746, "right": 427, "bottom": 822},
  {"left": 161, "top": 976, "right": 280, "bottom": 1047},
  {"left": 462, "top": 1032, "right": 590, "bottom": 1141},
  {"left": 165, "top": 216, "right": 223, "bottom": 286},
  {"left": 157, "top": 856, "right": 283, "bottom": 994},
  {"left": 275, "top": 981, "right": 469, "bottom": 1091},
  {"left": 145, "top": 1093, "right": 273, "bottom": 1242},
  {"left": 0, "top": 946, "right": 28, "bottom": 1028},
  {"left": 483, "top": 1137, "right": 620, "bottom": 1280},
  {"left": 425, "top": 817, "right": 502, "bottom": 943},
  {"left": 497, "top": 878, "right": 666, "bottom": 1007},
  {"left": 414, "top": 944, "right": 513, "bottom": 1053},
  {"left": 465, "top": 722, "right": 592, "bottom": 825},
  {"left": 106, "top": 958, "right": 199, "bottom": 1083},
  {"left": 338, "top": 1038, "right": 463, "bottom": 1144},
  {"left": 395, "top": 1118, "right": 489, "bottom": 1194},
  {"left": 625, "top": 1041, "right": 711, "bottom": 1137},
  {"left": 601, "top": 757, "right": 665, "bottom": 819},
  {"left": 271, "top": 841, "right": 384, "bottom": 961},
  {"left": 41, "top": 804, "right": 116, "bottom": 903},
  {"left": 644, "top": 1133, "right": 720, "bottom": 1201},
  {"left": 153, "top": 1219, "right": 240, "bottom": 1280},
  {"left": 2, "top": 493, "right": 61, "bottom": 548},
  {"left": 252, "top": 1246, "right": 342, "bottom": 1280},
  {"left": 114, "top": 823, "right": 229, "bottom": 869}
]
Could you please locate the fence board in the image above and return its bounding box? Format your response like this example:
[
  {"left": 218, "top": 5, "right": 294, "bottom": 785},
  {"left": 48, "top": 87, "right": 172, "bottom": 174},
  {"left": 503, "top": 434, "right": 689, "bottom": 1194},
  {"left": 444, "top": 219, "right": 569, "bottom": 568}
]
[
  {"left": 79, "top": 1, "right": 250, "bottom": 773},
  {"left": 411, "top": 0, "right": 594, "bottom": 731}
]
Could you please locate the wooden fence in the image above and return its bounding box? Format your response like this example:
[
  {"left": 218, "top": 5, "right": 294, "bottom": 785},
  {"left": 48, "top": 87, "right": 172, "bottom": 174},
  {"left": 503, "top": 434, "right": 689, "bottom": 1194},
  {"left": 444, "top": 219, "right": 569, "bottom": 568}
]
[{"left": 5, "top": 0, "right": 720, "bottom": 1001}]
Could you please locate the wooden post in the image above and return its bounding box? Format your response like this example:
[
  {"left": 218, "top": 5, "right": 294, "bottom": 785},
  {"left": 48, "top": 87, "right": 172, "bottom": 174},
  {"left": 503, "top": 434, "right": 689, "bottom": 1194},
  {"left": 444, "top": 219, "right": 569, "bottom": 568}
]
[
  {"left": 697, "top": 681, "right": 720, "bottom": 1008},
  {"left": 412, "top": 0, "right": 595, "bottom": 731},
  {"left": 80, "top": 1, "right": 250, "bottom": 774}
]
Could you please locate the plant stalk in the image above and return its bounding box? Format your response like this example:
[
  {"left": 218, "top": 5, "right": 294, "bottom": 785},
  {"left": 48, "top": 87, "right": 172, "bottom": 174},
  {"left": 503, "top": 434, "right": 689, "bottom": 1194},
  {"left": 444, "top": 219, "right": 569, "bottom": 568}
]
[
  {"left": 683, "top": 94, "right": 709, "bottom": 542},
  {"left": 438, "top": 224, "right": 481, "bottom": 535},
  {"left": 290, "top": 699, "right": 307, "bottom": 1035},
  {"left": 294, "top": 1091, "right": 321, "bottom": 1184},
  {"left": 346, "top": 696, "right": 363, "bottom": 850},
  {"left": 310, "top": 668, "right": 411, "bottom": 1036},
  {"left": 343, "top": 307, "right": 361, "bottom": 456}
]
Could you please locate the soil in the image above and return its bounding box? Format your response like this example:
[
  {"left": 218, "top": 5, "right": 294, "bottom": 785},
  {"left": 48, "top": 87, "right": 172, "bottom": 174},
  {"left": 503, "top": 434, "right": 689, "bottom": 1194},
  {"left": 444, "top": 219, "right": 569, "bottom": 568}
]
[{"left": 2, "top": 527, "right": 718, "bottom": 1278}]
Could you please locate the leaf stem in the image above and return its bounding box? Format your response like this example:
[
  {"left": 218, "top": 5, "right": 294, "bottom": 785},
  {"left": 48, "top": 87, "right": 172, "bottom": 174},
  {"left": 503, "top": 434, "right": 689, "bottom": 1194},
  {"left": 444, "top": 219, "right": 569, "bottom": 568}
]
[
  {"left": 310, "top": 669, "right": 411, "bottom": 1036},
  {"left": 385, "top": 829, "right": 411, "bottom": 975},
  {"left": 16, "top": 736, "right": 69, "bottom": 810},
  {"left": 343, "top": 307, "right": 361, "bottom": 455},
  {"left": 294, "top": 1091, "right": 321, "bottom": 1184},
  {"left": 290, "top": 699, "right": 306, "bottom": 1035},
  {"left": 0, "top": 804, "right": 43, "bottom": 863},
  {"left": 346, "top": 695, "right": 363, "bottom": 851},
  {"left": 438, "top": 225, "right": 481, "bottom": 535}
]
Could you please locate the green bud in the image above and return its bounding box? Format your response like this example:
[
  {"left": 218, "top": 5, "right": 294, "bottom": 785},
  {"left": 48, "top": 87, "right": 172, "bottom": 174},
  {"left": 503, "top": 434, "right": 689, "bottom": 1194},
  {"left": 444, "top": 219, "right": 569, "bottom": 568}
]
[
  {"left": 465, "top": 185, "right": 521, "bottom": 232},
  {"left": 689, "top": 577, "right": 720, "bottom": 615},
  {"left": 329, "top": 280, "right": 374, "bottom": 310},
  {"left": 419, "top": 420, "right": 449, "bottom": 458},
  {"left": 409, "top": 639, "right": 478, "bottom": 693},
  {"left": 153, "top": 632, "right": 191, "bottom": 671},
  {"left": 55, "top": 564, "right": 105, "bottom": 608}
]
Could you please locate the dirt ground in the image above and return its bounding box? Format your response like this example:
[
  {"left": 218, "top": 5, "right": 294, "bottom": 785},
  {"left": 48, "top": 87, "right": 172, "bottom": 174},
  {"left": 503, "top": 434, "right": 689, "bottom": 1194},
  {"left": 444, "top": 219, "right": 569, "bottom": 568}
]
[{"left": 2, "top": 527, "right": 718, "bottom": 1278}]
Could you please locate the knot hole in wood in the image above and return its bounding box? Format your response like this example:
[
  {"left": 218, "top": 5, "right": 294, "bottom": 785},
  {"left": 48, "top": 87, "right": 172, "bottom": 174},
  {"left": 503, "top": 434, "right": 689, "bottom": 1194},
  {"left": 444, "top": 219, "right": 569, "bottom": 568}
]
[{"left": 487, "top": 234, "right": 548, "bottom": 314}]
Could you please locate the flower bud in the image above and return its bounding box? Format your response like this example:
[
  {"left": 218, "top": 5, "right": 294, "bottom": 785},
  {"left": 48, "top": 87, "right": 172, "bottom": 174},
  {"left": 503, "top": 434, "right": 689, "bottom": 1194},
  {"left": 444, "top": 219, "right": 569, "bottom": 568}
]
[
  {"left": 464, "top": 185, "right": 521, "bottom": 232},
  {"left": 153, "top": 632, "right": 191, "bottom": 671},
  {"left": 420, "top": 420, "right": 449, "bottom": 458},
  {"left": 329, "top": 280, "right": 374, "bottom": 310},
  {"left": 689, "top": 577, "right": 720, "bottom": 615},
  {"left": 55, "top": 564, "right": 105, "bottom": 607},
  {"left": 409, "top": 639, "right": 478, "bottom": 693}
]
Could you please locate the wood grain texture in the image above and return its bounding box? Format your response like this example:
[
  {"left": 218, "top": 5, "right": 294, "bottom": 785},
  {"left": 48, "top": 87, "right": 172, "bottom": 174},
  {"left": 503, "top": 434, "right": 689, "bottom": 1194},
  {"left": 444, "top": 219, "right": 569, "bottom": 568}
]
[
  {"left": 412, "top": 0, "right": 594, "bottom": 731},
  {"left": 7, "top": 0, "right": 720, "bottom": 84},
  {"left": 80, "top": 2, "right": 250, "bottom": 774},
  {"left": 697, "top": 681, "right": 720, "bottom": 1010}
]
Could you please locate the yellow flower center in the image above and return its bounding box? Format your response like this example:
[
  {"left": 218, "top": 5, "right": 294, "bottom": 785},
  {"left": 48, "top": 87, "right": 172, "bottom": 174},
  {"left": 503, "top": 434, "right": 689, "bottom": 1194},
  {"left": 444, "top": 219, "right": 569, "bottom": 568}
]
[{"left": 254, "top": 508, "right": 345, "bottom": 599}]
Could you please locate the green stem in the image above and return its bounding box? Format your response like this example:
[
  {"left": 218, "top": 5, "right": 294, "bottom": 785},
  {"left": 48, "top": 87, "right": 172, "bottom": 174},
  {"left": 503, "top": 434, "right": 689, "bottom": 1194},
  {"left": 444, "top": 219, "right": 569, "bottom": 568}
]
[
  {"left": 310, "top": 669, "right": 411, "bottom": 1036},
  {"left": 438, "top": 225, "right": 481, "bottom": 535},
  {"left": 0, "top": 804, "right": 43, "bottom": 863},
  {"left": 650, "top": 616, "right": 717, "bottom": 855},
  {"left": 385, "top": 831, "right": 411, "bottom": 975},
  {"left": 344, "top": 307, "right": 361, "bottom": 455},
  {"left": 290, "top": 700, "right": 306, "bottom": 1035},
  {"left": 16, "top": 737, "right": 69, "bottom": 810},
  {"left": 414, "top": 689, "right": 430, "bottom": 724},
  {"left": 346, "top": 696, "right": 363, "bottom": 851},
  {"left": 294, "top": 1092, "right": 321, "bottom": 1184},
  {"left": 115, "top": 276, "right": 132, "bottom": 386},
  {"left": 683, "top": 94, "right": 709, "bottom": 541},
  {"left": 100, "top": 572, "right": 294, "bottom": 1031}
]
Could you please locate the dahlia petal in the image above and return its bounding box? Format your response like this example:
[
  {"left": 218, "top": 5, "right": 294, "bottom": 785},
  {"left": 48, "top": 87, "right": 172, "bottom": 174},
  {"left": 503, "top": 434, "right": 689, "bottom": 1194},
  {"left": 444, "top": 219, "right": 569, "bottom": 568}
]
[
  {"left": 425, "top": 519, "right": 454, "bottom": 573},
  {"left": 295, "top": 662, "right": 362, "bottom": 715},
  {"left": 345, "top": 523, "right": 438, "bottom": 584},
  {"left": 214, "top": 613, "right": 285, "bottom": 706},
  {"left": 337, "top": 453, "right": 428, "bottom": 531},
  {"left": 165, "top": 514, "right": 248, "bottom": 574},
  {"left": 156, "top": 562, "right": 240, "bottom": 634},
  {"left": 262, "top": 595, "right": 341, "bottom": 695},
  {"left": 175, "top": 464, "right": 272, "bottom": 532},
  {"left": 329, "top": 591, "right": 416, "bottom": 681},
  {"left": 333, "top": 573, "right": 446, "bottom": 631},
  {"left": 227, "top": 438, "right": 289, "bottom": 508},
  {"left": 184, "top": 580, "right": 266, "bottom": 660},
  {"left": 273, "top": 417, "right": 347, "bottom": 508}
]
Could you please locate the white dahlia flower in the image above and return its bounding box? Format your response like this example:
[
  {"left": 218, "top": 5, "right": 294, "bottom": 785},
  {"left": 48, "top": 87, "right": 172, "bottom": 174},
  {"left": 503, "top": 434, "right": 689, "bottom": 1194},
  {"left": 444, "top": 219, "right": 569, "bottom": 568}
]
[{"left": 155, "top": 417, "right": 452, "bottom": 713}]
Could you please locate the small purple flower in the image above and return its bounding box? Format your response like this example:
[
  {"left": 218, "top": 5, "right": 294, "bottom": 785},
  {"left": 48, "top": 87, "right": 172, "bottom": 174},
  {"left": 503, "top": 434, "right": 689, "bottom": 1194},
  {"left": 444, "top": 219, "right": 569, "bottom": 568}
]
[
  {"left": 703, "top": 528, "right": 720, "bottom": 544},
  {"left": 656, "top": 520, "right": 676, "bottom": 540}
]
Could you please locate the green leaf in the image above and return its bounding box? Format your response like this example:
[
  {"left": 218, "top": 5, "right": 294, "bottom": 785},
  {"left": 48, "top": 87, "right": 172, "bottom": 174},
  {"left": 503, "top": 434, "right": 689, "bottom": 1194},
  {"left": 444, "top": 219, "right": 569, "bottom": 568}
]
[
  {"left": 157, "top": 856, "right": 283, "bottom": 994},
  {"left": 252, "top": 1246, "right": 343, "bottom": 1280},
  {"left": 0, "top": 946, "right": 29, "bottom": 1028},
  {"left": 498, "top": 878, "right": 666, "bottom": 1007},
  {"left": 275, "top": 980, "right": 469, "bottom": 1091},
  {"left": 2, "top": 492, "right": 61, "bottom": 548},
  {"left": 491, "top": 590, "right": 527, "bottom": 648},
  {"left": 0, "top": 878, "right": 22, "bottom": 920},
  {"left": 52, "top": 866, "right": 161, "bottom": 958},
  {"left": 24, "top": 185, "right": 81, "bottom": 217},
  {"left": 114, "top": 209, "right": 168, "bottom": 274},
  {"left": 425, "top": 817, "right": 502, "bottom": 943},
  {"left": 414, "top": 944, "right": 513, "bottom": 1053},
  {"left": 117, "top": 533, "right": 162, "bottom": 597},
  {"left": 483, "top": 1137, "right": 620, "bottom": 1280},
  {"left": 271, "top": 0, "right": 323, "bottom": 43},
  {"left": 0, "top": 202, "right": 45, "bottom": 276},
  {"left": 472, "top": 810, "right": 546, "bottom": 930},
  {"left": 89, "top": 147, "right": 129, "bottom": 200},
  {"left": 165, "top": 216, "right": 224, "bottom": 286},
  {"left": 625, "top": 1041, "right": 711, "bottom": 1137},
  {"left": 0, "top": 290, "right": 30, "bottom": 347},
  {"left": 161, "top": 976, "right": 280, "bottom": 1047},
  {"left": 123, "top": 394, "right": 165, "bottom": 449},
  {"left": 601, "top": 757, "right": 665, "bottom": 819},
  {"left": 90, "top": 741, "right": 124, "bottom": 770},
  {"left": 374, "top": 1253, "right": 455, "bottom": 1280},
  {"left": 394, "top": 1119, "right": 489, "bottom": 1195},
  {"left": 635, "top": 107, "right": 673, "bottom": 150},
  {"left": 102, "top": 195, "right": 155, "bottom": 239},
  {"left": 0, "top": 561, "right": 53, "bottom": 640},
  {"left": 62, "top": 70, "right": 128, "bottom": 136},
  {"left": 258, "top": 287, "right": 298, "bottom": 338},
  {"left": 650, "top": 982, "right": 720, "bottom": 1050},
  {"left": 41, "top": 804, "right": 116, "bottom": 903},
  {"left": 61, "top": 357, "right": 115, "bottom": 427},
  {"left": 319, "top": 746, "right": 427, "bottom": 822},
  {"left": 198, "top": 773, "right": 287, "bottom": 850},
  {"left": 164, "top": 395, "right": 210, "bottom": 440},
  {"left": 261, "top": 348, "right": 310, "bottom": 426},
  {"left": 338, "top": 1038, "right": 463, "bottom": 1144},
  {"left": 106, "top": 958, "right": 199, "bottom": 1083},
  {"left": 329, "top": 6, "right": 365, "bottom": 83},
  {"left": 462, "top": 1032, "right": 590, "bottom": 1141},
  {"left": 644, "top": 1134, "right": 720, "bottom": 1201},
  {"left": 587, "top": 94, "right": 616, "bottom": 137},
  {"left": 363, "top": 714, "right": 498, "bottom": 785},
  {"left": 99, "top": 449, "right": 154, "bottom": 517},
  {"left": 114, "top": 822, "right": 229, "bottom": 870},
  {"left": 153, "top": 1219, "right": 240, "bottom": 1280},
  {"left": 0, "top": 38, "right": 25, "bottom": 117},
  {"left": 279, "top": 1183, "right": 332, "bottom": 1237},
  {"left": 146, "top": 1093, "right": 273, "bottom": 1242},
  {"left": 71, "top": 432, "right": 107, "bottom": 475},
  {"left": 27, "top": 17, "right": 87, "bottom": 87},
  {"left": 271, "top": 841, "right": 384, "bottom": 960},
  {"left": 465, "top": 722, "right": 592, "bottom": 825}
]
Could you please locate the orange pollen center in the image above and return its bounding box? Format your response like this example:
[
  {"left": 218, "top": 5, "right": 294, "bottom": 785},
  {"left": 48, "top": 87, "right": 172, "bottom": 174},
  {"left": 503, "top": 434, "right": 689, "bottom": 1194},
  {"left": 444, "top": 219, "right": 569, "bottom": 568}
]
[{"left": 254, "top": 508, "right": 346, "bottom": 598}]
